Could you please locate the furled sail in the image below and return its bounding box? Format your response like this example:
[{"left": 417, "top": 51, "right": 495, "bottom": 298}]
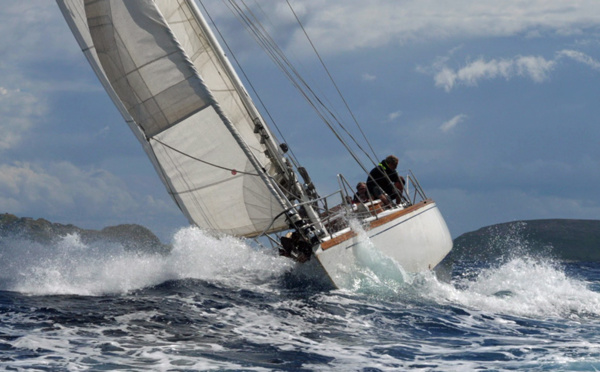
[{"left": 57, "top": 0, "right": 291, "bottom": 237}]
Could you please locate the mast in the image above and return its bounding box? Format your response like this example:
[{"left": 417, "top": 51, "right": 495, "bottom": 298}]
[
  {"left": 186, "top": 0, "right": 326, "bottom": 236},
  {"left": 58, "top": 0, "right": 325, "bottom": 239},
  {"left": 187, "top": 1, "right": 285, "bottom": 180}
]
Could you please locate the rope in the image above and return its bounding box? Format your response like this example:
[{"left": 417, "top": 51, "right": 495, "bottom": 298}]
[
  {"left": 285, "top": 0, "right": 379, "bottom": 165},
  {"left": 199, "top": 0, "right": 302, "bottom": 169},
  {"left": 151, "top": 136, "right": 305, "bottom": 200},
  {"left": 225, "top": 0, "right": 379, "bottom": 171},
  {"left": 150, "top": 137, "right": 260, "bottom": 176}
]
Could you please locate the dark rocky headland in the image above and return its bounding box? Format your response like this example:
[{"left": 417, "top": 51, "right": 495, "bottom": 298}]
[
  {"left": 0, "top": 213, "right": 170, "bottom": 255},
  {"left": 448, "top": 219, "right": 600, "bottom": 262}
]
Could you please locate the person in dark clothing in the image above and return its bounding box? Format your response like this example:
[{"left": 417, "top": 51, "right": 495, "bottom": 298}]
[
  {"left": 353, "top": 182, "right": 369, "bottom": 203},
  {"left": 366, "top": 155, "right": 405, "bottom": 206}
]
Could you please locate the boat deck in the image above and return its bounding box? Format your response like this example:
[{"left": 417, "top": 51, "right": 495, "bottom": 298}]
[{"left": 320, "top": 199, "right": 433, "bottom": 250}]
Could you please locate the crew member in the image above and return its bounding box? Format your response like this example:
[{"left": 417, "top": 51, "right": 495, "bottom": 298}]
[
  {"left": 366, "top": 155, "right": 405, "bottom": 206},
  {"left": 353, "top": 182, "right": 370, "bottom": 203}
]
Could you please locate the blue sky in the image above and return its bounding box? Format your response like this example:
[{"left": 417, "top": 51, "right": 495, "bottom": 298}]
[{"left": 1, "top": 1, "right": 599, "bottom": 242}]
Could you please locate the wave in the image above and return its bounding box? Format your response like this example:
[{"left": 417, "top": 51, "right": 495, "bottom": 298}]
[
  {"left": 0, "top": 227, "right": 294, "bottom": 296},
  {"left": 2, "top": 224, "right": 600, "bottom": 322},
  {"left": 418, "top": 256, "right": 600, "bottom": 319}
]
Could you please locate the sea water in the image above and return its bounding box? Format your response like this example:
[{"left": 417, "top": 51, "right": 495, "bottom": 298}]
[{"left": 1, "top": 226, "right": 600, "bottom": 371}]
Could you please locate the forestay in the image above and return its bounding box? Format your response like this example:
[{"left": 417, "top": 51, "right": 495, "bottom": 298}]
[{"left": 57, "top": 0, "right": 291, "bottom": 237}]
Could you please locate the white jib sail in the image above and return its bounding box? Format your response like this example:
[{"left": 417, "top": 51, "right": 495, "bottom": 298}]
[{"left": 57, "top": 0, "right": 290, "bottom": 237}]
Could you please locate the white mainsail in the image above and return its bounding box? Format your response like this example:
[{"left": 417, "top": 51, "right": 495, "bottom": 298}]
[
  {"left": 57, "top": 0, "right": 293, "bottom": 237},
  {"left": 57, "top": 0, "right": 454, "bottom": 288}
]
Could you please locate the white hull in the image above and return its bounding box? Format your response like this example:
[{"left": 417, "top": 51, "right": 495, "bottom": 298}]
[{"left": 313, "top": 200, "right": 452, "bottom": 289}]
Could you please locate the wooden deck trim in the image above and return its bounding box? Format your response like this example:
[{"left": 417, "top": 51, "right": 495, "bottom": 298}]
[
  {"left": 369, "top": 199, "right": 431, "bottom": 229},
  {"left": 320, "top": 230, "right": 358, "bottom": 250},
  {"left": 319, "top": 199, "right": 433, "bottom": 250}
]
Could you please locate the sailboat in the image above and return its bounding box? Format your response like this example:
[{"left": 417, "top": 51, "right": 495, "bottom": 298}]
[{"left": 56, "top": 0, "right": 452, "bottom": 289}]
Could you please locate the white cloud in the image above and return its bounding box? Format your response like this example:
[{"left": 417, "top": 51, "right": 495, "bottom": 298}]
[
  {"left": 426, "top": 49, "right": 600, "bottom": 91},
  {"left": 0, "top": 1, "right": 99, "bottom": 96},
  {"left": 0, "top": 162, "right": 138, "bottom": 218},
  {"left": 431, "top": 55, "right": 556, "bottom": 92},
  {"left": 440, "top": 114, "right": 467, "bottom": 132},
  {"left": 0, "top": 2, "right": 94, "bottom": 153},
  {"left": 0, "top": 161, "right": 184, "bottom": 239},
  {"left": 94, "top": 126, "right": 111, "bottom": 139},
  {"left": 557, "top": 49, "right": 600, "bottom": 70},
  {"left": 386, "top": 111, "right": 402, "bottom": 122},
  {"left": 206, "top": 1, "right": 600, "bottom": 57},
  {"left": 515, "top": 56, "right": 557, "bottom": 82},
  {"left": 362, "top": 73, "right": 376, "bottom": 81},
  {"left": 276, "top": 1, "right": 600, "bottom": 54},
  {"left": 0, "top": 87, "right": 46, "bottom": 151},
  {"left": 0, "top": 2, "right": 76, "bottom": 64}
]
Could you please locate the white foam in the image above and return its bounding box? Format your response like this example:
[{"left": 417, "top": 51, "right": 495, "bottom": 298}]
[
  {"left": 3, "top": 229, "right": 600, "bottom": 370},
  {"left": 421, "top": 256, "right": 600, "bottom": 319},
  {"left": 328, "top": 221, "right": 600, "bottom": 320},
  {"left": 4, "top": 223, "right": 600, "bottom": 324},
  {"left": 0, "top": 227, "right": 294, "bottom": 295},
  {"left": 333, "top": 219, "right": 410, "bottom": 293}
]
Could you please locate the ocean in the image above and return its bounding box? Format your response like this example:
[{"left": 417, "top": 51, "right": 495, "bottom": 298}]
[{"left": 1, "top": 226, "right": 600, "bottom": 371}]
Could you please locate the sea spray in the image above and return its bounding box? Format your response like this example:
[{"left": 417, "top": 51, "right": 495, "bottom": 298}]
[
  {"left": 4, "top": 227, "right": 600, "bottom": 370},
  {"left": 347, "top": 219, "right": 409, "bottom": 292},
  {"left": 459, "top": 256, "right": 600, "bottom": 318},
  {"left": 0, "top": 233, "right": 170, "bottom": 295},
  {"left": 167, "top": 226, "right": 294, "bottom": 288},
  {"left": 0, "top": 226, "right": 294, "bottom": 296},
  {"left": 420, "top": 254, "right": 600, "bottom": 319}
]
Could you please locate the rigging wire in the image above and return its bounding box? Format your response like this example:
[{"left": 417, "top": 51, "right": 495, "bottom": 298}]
[
  {"left": 150, "top": 137, "right": 259, "bottom": 176},
  {"left": 284, "top": 0, "right": 379, "bottom": 165},
  {"left": 151, "top": 136, "right": 304, "bottom": 201},
  {"left": 198, "top": 0, "right": 303, "bottom": 168},
  {"left": 223, "top": 0, "right": 379, "bottom": 172},
  {"left": 237, "top": 0, "right": 371, "bottom": 163}
]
